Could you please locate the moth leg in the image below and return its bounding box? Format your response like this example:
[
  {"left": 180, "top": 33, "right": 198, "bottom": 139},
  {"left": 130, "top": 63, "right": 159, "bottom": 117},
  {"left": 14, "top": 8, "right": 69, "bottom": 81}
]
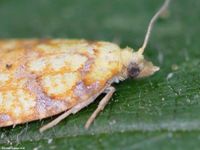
[
  {"left": 39, "top": 86, "right": 107, "bottom": 132},
  {"left": 39, "top": 108, "right": 75, "bottom": 132},
  {"left": 85, "top": 86, "right": 115, "bottom": 129}
]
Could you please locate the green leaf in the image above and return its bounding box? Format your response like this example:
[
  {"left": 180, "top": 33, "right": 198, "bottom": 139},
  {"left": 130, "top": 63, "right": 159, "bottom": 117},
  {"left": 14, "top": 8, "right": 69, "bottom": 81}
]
[{"left": 0, "top": 0, "right": 200, "bottom": 149}]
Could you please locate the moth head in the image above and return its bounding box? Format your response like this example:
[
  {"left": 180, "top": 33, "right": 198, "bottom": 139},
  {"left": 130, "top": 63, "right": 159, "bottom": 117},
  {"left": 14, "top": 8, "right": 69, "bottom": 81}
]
[
  {"left": 121, "top": 48, "right": 159, "bottom": 79},
  {"left": 128, "top": 55, "right": 159, "bottom": 79}
]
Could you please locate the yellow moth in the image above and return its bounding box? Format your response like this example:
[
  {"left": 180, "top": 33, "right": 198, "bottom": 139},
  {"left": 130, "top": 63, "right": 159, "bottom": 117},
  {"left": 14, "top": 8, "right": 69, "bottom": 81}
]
[{"left": 0, "top": 0, "right": 170, "bottom": 132}]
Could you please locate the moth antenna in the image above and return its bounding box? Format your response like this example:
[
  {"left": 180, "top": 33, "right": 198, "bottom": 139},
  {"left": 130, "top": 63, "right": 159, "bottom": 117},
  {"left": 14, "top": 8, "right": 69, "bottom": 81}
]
[{"left": 138, "top": 0, "right": 171, "bottom": 55}]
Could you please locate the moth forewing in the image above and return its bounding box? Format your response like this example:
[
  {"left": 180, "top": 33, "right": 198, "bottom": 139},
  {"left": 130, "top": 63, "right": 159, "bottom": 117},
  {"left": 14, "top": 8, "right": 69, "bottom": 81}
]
[{"left": 0, "top": 40, "right": 123, "bottom": 127}]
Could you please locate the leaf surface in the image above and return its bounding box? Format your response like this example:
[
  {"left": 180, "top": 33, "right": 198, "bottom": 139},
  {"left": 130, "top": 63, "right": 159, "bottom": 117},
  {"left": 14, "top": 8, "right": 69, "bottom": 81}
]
[{"left": 0, "top": 0, "right": 200, "bottom": 149}]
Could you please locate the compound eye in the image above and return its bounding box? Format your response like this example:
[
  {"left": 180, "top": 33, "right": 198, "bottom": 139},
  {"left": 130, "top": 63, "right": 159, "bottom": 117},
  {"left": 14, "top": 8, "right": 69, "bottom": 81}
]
[{"left": 127, "top": 63, "right": 140, "bottom": 78}]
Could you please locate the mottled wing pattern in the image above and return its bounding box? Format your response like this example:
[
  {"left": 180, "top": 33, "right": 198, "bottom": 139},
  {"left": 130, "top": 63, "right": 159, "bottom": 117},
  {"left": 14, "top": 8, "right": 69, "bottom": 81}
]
[{"left": 0, "top": 39, "right": 123, "bottom": 127}]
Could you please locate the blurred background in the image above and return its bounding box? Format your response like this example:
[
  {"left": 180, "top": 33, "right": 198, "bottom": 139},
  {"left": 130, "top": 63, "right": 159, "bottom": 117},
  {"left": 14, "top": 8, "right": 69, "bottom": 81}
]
[{"left": 0, "top": 0, "right": 200, "bottom": 149}]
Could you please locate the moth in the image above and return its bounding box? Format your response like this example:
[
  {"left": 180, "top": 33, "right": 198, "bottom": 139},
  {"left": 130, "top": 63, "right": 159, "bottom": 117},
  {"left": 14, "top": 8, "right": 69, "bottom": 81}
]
[{"left": 0, "top": 0, "right": 170, "bottom": 132}]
